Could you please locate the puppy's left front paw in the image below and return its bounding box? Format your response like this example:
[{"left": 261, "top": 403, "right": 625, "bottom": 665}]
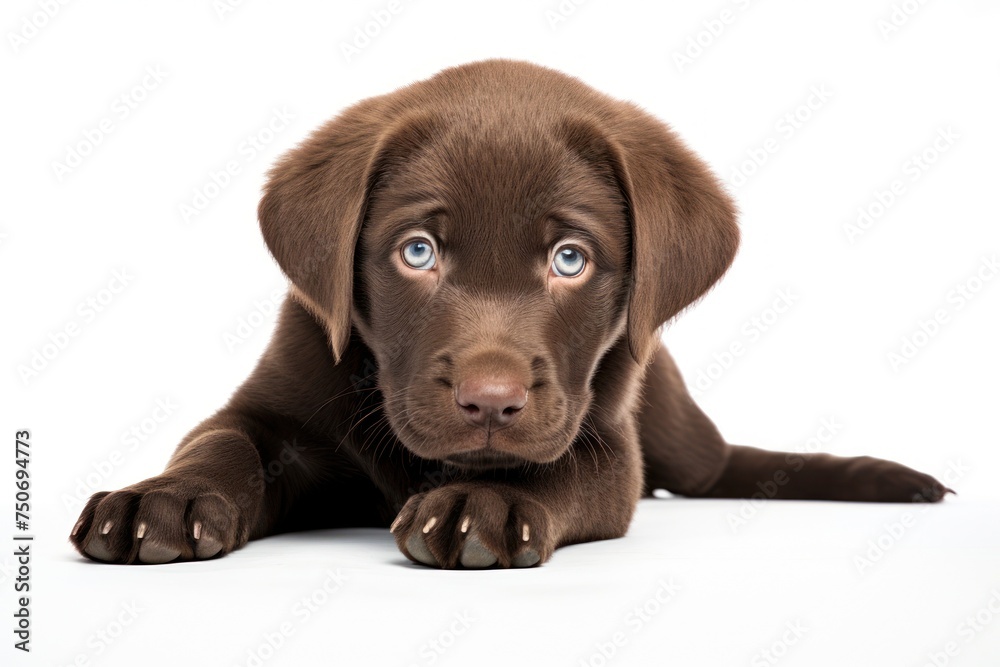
[{"left": 391, "top": 483, "right": 554, "bottom": 569}]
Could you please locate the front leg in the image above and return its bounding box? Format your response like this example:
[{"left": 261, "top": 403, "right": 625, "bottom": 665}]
[
  {"left": 70, "top": 417, "right": 268, "bottom": 564},
  {"left": 390, "top": 419, "right": 642, "bottom": 569}
]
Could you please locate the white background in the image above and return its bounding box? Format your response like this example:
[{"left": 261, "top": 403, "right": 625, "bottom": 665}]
[{"left": 3, "top": 1, "right": 999, "bottom": 665}]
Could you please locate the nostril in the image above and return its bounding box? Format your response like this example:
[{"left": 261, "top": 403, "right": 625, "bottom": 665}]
[{"left": 455, "top": 377, "right": 528, "bottom": 429}]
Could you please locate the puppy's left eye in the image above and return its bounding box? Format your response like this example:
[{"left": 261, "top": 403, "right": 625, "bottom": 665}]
[
  {"left": 401, "top": 238, "right": 436, "bottom": 270},
  {"left": 551, "top": 245, "right": 586, "bottom": 277}
]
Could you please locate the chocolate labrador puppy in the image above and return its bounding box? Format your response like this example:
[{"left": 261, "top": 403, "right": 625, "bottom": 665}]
[{"left": 70, "top": 60, "right": 949, "bottom": 568}]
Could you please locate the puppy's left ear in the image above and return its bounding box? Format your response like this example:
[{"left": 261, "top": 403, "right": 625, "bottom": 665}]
[
  {"left": 566, "top": 107, "right": 740, "bottom": 366},
  {"left": 258, "top": 103, "right": 437, "bottom": 362}
]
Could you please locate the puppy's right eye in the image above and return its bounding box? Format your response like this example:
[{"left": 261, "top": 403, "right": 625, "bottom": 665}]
[{"left": 401, "top": 238, "right": 436, "bottom": 270}]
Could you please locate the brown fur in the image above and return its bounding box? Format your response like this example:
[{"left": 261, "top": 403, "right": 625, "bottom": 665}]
[{"left": 70, "top": 60, "right": 949, "bottom": 568}]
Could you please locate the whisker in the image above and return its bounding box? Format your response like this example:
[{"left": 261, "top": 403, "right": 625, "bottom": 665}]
[{"left": 302, "top": 384, "right": 380, "bottom": 429}]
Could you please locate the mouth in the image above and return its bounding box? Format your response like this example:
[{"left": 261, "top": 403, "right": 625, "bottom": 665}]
[
  {"left": 385, "top": 383, "right": 582, "bottom": 467},
  {"left": 442, "top": 449, "right": 527, "bottom": 471}
]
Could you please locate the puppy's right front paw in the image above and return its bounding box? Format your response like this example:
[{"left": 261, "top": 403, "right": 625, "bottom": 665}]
[{"left": 70, "top": 476, "right": 246, "bottom": 565}]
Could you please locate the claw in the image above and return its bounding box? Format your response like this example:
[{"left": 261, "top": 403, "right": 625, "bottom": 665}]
[
  {"left": 422, "top": 517, "right": 438, "bottom": 534},
  {"left": 460, "top": 517, "right": 471, "bottom": 533},
  {"left": 522, "top": 523, "right": 530, "bottom": 542},
  {"left": 101, "top": 521, "right": 113, "bottom": 535},
  {"left": 71, "top": 520, "right": 82, "bottom": 536},
  {"left": 389, "top": 515, "right": 403, "bottom": 533},
  {"left": 192, "top": 520, "right": 202, "bottom": 540},
  {"left": 136, "top": 522, "right": 147, "bottom": 539}
]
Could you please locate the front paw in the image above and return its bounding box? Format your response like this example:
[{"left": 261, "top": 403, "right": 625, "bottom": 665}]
[
  {"left": 391, "top": 483, "right": 554, "bottom": 569},
  {"left": 69, "top": 475, "right": 246, "bottom": 564}
]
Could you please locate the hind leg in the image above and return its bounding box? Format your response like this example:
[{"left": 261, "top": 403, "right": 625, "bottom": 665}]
[
  {"left": 695, "top": 445, "right": 951, "bottom": 502},
  {"left": 637, "top": 346, "right": 729, "bottom": 497},
  {"left": 639, "top": 345, "right": 950, "bottom": 502}
]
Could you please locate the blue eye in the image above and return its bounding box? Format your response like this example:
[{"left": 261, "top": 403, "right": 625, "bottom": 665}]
[
  {"left": 401, "top": 238, "right": 436, "bottom": 270},
  {"left": 552, "top": 246, "right": 586, "bottom": 277}
]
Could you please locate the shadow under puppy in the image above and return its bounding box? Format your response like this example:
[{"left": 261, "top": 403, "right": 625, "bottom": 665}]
[{"left": 71, "top": 59, "right": 950, "bottom": 568}]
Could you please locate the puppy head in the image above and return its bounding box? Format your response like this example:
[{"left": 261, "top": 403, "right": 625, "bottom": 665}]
[{"left": 259, "top": 60, "right": 738, "bottom": 469}]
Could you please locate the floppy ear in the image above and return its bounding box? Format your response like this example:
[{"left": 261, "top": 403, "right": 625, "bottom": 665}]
[
  {"left": 568, "top": 108, "right": 740, "bottom": 366},
  {"left": 258, "top": 104, "right": 437, "bottom": 362}
]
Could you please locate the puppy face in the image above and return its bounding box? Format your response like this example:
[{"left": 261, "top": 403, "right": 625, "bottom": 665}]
[
  {"left": 354, "top": 128, "right": 630, "bottom": 467},
  {"left": 258, "top": 60, "right": 739, "bottom": 471}
]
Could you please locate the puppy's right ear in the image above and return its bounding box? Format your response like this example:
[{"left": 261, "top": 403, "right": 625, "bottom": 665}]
[{"left": 258, "top": 103, "right": 436, "bottom": 362}]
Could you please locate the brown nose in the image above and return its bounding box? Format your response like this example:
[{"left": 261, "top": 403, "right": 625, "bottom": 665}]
[{"left": 455, "top": 377, "right": 528, "bottom": 429}]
